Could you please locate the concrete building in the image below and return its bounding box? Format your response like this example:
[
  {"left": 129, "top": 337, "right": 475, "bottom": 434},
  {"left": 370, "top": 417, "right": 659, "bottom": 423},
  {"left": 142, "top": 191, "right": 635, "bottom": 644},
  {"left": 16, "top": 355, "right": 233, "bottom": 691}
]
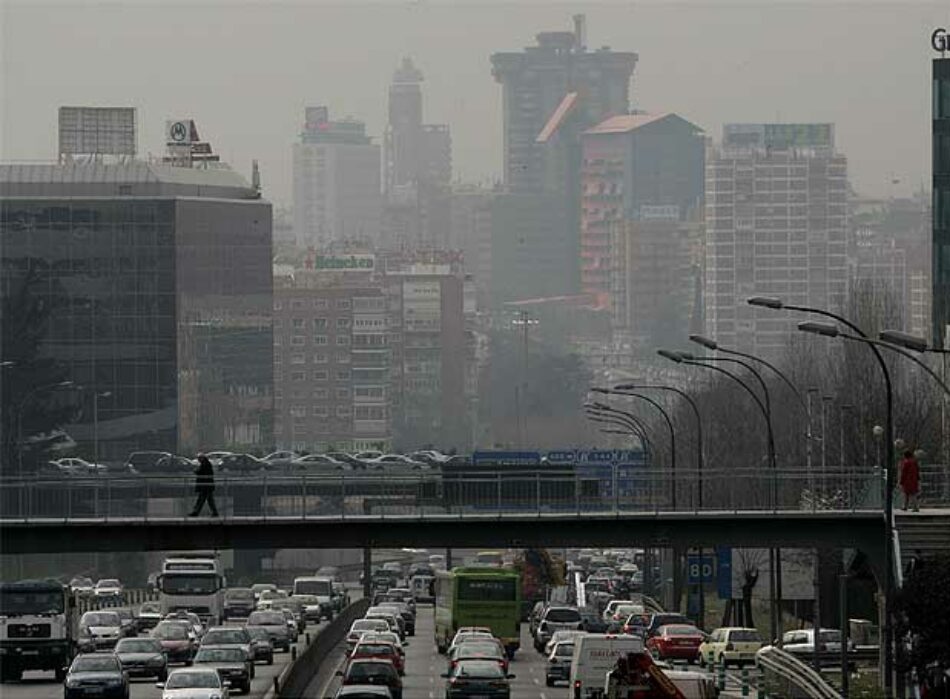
[
  {"left": 272, "top": 256, "right": 391, "bottom": 452},
  {"left": 491, "top": 17, "right": 638, "bottom": 296},
  {"left": 292, "top": 106, "right": 381, "bottom": 249},
  {"left": 580, "top": 113, "right": 705, "bottom": 322},
  {"left": 705, "top": 124, "right": 848, "bottom": 356},
  {"left": 0, "top": 161, "right": 273, "bottom": 463},
  {"left": 934, "top": 56, "right": 950, "bottom": 346},
  {"left": 450, "top": 185, "right": 495, "bottom": 309}
]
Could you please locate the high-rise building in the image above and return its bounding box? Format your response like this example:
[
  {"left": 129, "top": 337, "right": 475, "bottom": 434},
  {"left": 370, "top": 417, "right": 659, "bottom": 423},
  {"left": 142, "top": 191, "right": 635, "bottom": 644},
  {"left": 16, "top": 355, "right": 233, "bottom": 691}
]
[
  {"left": 580, "top": 113, "right": 705, "bottom": 311},
  {"left": 272, "top": 257, "right": 391, "bottom": 452},
  {"left": 385, "top": 58, "right": 425, "bottom": 192},
  {"left": 293, "top": 106, "right": 381, "bottom": 249},
  {"left": 491, "top": 16, "right": 638, "bottom": 296},
  {"left": 933, "top": 56, "right": 950, "bottom": 346},
  {"left": 0, "top": 161, "right": 273, "bottom": 464},
  {"left": 450, "top": 185, "right": 495, "bottom": 310},
  {"left": 705, "top": 124, "right": 848, "bottom": 356}
]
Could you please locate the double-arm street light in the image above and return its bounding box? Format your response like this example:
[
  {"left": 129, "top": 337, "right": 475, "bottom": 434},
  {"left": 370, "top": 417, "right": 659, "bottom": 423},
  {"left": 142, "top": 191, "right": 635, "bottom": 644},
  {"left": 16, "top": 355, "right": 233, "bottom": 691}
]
[{"left": 751, "top": 295, "right": 895, "bottom": 697}]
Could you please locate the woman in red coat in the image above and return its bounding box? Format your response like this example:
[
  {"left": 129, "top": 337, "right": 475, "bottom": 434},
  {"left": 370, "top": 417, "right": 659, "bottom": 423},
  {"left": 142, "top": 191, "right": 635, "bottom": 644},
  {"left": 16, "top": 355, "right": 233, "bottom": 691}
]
[{"left": 898, "top": 449, "right": 920, "bottom": 512}]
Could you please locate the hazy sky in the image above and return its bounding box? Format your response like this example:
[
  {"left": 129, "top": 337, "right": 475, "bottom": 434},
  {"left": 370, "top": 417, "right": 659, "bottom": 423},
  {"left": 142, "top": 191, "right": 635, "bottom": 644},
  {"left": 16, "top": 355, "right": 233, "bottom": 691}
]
[{"left": 2, "top": 0, "right": 946, "bottom": 208}]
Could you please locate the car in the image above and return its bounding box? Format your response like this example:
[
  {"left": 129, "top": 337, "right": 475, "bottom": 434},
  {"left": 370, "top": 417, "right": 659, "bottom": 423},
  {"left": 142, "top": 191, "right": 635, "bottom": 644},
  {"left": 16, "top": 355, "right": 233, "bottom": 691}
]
[
  {"left": 534, "top": 606, "right": 582, "bottom": 651},
  {"left": 53, "top": 457, "right": 107, "bottom": 476},
  {"left": 199, "top": 627, "right": 253, "bottom": 659},
  {"left": 64, "top": 653, "right": 130, "bottom": 699},
  {"left": 137, "top": 601, "right": 163, "bottom": 632},
  {"left": 602, "top": 599, "right": 641, "bottom": 623},
  {"left": 349, "top": 640, "right": 405, "bottom": 676},
  {"left": 580, "top": 608, "right": 610, "bottom": 633},
  {"left": 94, "top": 578, "right": 124, "bottom": 601},
  {"left": 115, "top": 637, "right": 169, "bottom": 680},
  {"left": 333, "top": 686, "right": 393, "bottom": 698},
  {"left": 325, "top": 452, "right": 371, "bottom": 469},
  {"left": 278, "top": 606, "right": 301, "bottom": 641},
  {"left": 193, "top": 646, "right": 253, "bottom": 694},
  {"left": 164, "top": 611, "right": 205, "bottom": 639},
  {"left": 621, "top": 612, "right": 652, "bottom": 636},
  {"left": 245, "top": 626, "right": 275, "bottom": 665},
  {"left": 543, "top": 629, "right": 584, "bottom": 656},
  {"left": 152, "top": 621, "right": 197, "bottom": 665},
  {"left": 364, "top": 608, "right": 405, "bottom": 640},
  {"left": 338, "top": 658, "right": 403, "bottom": 699},
  {"left": 447, "top": 639, "right": 509, "bottom": 673},
  {"left": 361, "top": 632, "right": 408, "bottom": 660},
  {"left": 291, "top": 453, "right": 348, "bottom": 469},
  {"left": 332, "top": 581, "right": 351, "bottom": 611},
  {"left": 157, "top": 666, "right": 230, "bottom": 699},
  {"left": 780, "top": 628, "right": 855, "bottom": 656},
  {"left": 111, "top": 607, "right": 137, "bottom": 637},
  {"left": 374, "top": 602, "right": 415, "bottom": 636},
  {"left": 203, "top": 451, "right": 234, "bottom": 466},
  {"left": 448, "top": 628, "right": 494, "bottom": 653},
  {"left": 223, "top": 587, "right": 256, "bottom": 620},
  {"left": 124, "top": 451, "right": 174, "bottom": 475},
  {"left": 442, "top": 658, "right": 515, "bottom": 699},
  {"left": 698, "top": 627, "right": 763, "bottom": 667},
  {"left": 217, "top": 453, "right": 267, "bottom": 473},
  {"left": 246, "top": 610, "right": 292, "bottom": 651},
  {"left": 381, "top": 588, "right": 416, "bottom": 614},
  {"left": 352, "top": 450, "right": 384, "bottom": 461},
  {"left": 250, "top": 583, "right": 277, "bottom": 600},
  {"left": 347, "top": 619, "right": 392, "bottom": 652},
  {"left": 646, "top": 624, "right": 705, "bottom": 662},
  {"left": 270, "top": 598, "right": 307, "bottom": 633},
  {"left": 364, "top": 454, "right": 428, "bottom": 470},
  {"left": 256, "top": 588, "right": 288, "bottom": 609},
  {"left": 645, "top": 613, "right": 693, "bottom": 639},
  {"left": 69, "top": 576, "right": 95, "bottom": 596},
  {"left": 78, "top": 611, "right": 124, "bottom": 651},
  {"left": 545, "top": 638, "right": 576, "bottom": 687},
  {"left": 261, "top": 450, "right": 298, "bottom": 467}
]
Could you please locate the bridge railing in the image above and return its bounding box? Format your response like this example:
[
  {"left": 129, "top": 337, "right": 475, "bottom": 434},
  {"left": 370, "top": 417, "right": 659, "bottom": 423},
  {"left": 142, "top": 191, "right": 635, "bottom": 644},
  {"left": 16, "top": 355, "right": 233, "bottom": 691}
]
[{"left": 0, "top": 466, "right": 898, "bottom": 521}]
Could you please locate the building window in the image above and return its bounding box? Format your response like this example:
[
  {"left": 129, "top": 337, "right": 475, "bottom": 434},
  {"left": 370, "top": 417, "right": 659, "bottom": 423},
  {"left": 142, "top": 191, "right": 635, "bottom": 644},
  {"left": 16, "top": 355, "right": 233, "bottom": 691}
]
[
  {"left": 292, "top": 318, "right": 304, "bottom": 330},
  {"left": 313, "top": 318, "right": 327, "bottom": 329},
  {"left": 313, "top": 370, "right": 328, "bottom": 381},
  {"left": 314, "top": 352, "right": 328, "bottom": 364},
  {"left": 337, "top": 405, "right": 352, "bottom": 418},
  {"left": 291, "top": 353, "right": 307, "bottom": 365},
  {"left": 291, "top": 336, "right": 305, "bottom": 346},
  {"left": 313, "top": 299, "right": 328, "bottom": 309},
  {"left": 313, "top": 335, "right": 328, "bottom": 346},
  {"left": 336, "top": 335, "right": 350, "bottom": 346},
  {"left": 336, "top": 299, "right": 351, "bottom": 310},
  {"left": 337, "top": 318, "right": 351, "bottom": 329},
  {"left": 290, "top": 406, "right": 307, "bottom": 418},
  {"left": 336, "top": 370, "right": 351, "bottom": 381},
  {"left": 291, "top": 371, "right": 305, "bottom": 382},
  {"left": 336, "top": 353, "right": 351, "bottom": 363},
  {"left": 312, "top": 387, "right": 328, "bottom": 399},
  {"left": 336, "top": 387, "right": 351, "bottom": 399}
]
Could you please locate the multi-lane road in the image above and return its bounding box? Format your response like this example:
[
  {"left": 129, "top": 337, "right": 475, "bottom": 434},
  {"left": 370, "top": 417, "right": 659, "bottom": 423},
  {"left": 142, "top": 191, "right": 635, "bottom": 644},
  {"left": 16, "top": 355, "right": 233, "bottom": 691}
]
[{"left": 3, "top": 617, "right": 326, "bottom": 699}]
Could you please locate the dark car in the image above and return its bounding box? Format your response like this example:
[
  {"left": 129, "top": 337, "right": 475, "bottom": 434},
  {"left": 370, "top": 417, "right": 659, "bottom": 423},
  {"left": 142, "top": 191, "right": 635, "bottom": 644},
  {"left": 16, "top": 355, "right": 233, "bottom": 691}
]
[
  {"left": 151, "top": 621, "right": 196, "bottom": 664},
  {"left": 339, "top": 658, "right": 403, "bottom": 699},
  {"left": 245, "top": 626, "right": 275, "bottom": 665},
  {"left": 646, "top": 613, "right": 693, "bottom": 639},
  {"left": 442, "top": 659, "right": 515, "bottom": 699},
  {"left": 63, "top": 654, "right": 130, "bottom": 699},
  {"left": 136, "top": 601, "right": 163, "bottom": 632},
  {"left": 115, "top": 637, "right": 168, "bottom": 680},
  {"left": 193, "top": 646, "right": 253, "bottom": 694},
  {"left": 218, "top": 453, "right": 266, "bottom": 474},
  {"left": 579, "top": 608, "right": 609, "bottom": 633},
  {"left": 223, "top": 587, "right": 256, "bottom": 620}
]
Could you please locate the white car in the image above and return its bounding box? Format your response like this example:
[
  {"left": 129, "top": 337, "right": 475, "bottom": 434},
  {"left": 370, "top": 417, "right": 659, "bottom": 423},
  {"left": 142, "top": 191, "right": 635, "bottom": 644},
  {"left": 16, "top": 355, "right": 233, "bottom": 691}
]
[
  {"left": 203, "top": 451, "right": 234, "bottom": 466},
  {"left": 780, "top": 628, "right": 854, "bottom": 655},
  {"left": 346, "top": 618, "right": 391, "bottom": 650},
  {"left": 158, "top": 667, "right": 230, "bottom": 699},
  {"left": 78, "top": 610, "right": 124, "bottom": 651},
  {"left": 52, "top": 457, "right": 106, "bottom": 475},
  {"left": 291, "top": 454, "right": 348, "bottom": 470},
  {"left": 95, "top": 578, "right": 124, "bottom": 599},
  {"left": 364, "top": 454, "right": 428, "bottom": 470}
]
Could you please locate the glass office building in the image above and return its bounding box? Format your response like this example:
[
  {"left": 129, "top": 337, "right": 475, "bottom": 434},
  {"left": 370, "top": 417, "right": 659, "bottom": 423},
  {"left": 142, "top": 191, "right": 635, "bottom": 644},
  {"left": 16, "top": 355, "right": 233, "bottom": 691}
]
[
  {"left": 934, "top": 57, "right": 950, "bottom": 347},
  {"left": 0, "top": 162, "right": 273, "bottom": 463}
]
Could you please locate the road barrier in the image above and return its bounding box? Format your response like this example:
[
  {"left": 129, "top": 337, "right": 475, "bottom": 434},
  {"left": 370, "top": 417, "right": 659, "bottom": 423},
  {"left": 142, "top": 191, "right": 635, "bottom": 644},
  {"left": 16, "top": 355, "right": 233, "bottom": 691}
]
[
  {"left": 276, "top": 598, "right": 370, "bottom": 698},
  {"left": 756, "top": 646, "right": 841, "bottom": 699},
  {"left": 76, "top": 588, "right": 157, "bottom": 612}
]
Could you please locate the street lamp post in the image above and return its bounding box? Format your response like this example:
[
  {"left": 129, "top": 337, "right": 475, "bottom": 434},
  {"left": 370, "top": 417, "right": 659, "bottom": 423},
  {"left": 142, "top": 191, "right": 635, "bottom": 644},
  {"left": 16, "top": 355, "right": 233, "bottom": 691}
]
[{"left": 93, "top": 391, "right": 112, "bottom": 468}]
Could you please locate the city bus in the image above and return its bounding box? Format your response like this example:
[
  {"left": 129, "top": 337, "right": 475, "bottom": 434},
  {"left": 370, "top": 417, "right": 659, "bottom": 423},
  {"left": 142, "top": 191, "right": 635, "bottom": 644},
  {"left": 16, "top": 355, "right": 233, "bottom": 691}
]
[{"left": 434, "top": 567, "right": 521, "bottom": 659}]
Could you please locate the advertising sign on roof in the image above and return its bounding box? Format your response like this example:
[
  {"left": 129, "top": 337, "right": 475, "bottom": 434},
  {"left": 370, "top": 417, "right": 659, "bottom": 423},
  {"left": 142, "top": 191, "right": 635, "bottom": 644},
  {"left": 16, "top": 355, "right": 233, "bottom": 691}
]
[
  {"left": 313, "top": 254, "right": 375, "bottom": 272},
  {"left": 58, "top": 106, "right": 136, "bottom": 157},
  {"left": 545, "top": 449, "right": 644, "bottom": 465},
  {"left": 471, "top": 451, "right": 542, "bottom": 466}
]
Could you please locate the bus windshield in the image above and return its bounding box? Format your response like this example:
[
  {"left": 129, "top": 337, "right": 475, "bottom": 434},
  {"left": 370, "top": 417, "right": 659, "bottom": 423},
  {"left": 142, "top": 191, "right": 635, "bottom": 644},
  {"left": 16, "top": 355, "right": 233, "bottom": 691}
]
[
  {"left": 0, "top": 589, "right": 65, "bottom": 615},
  {"left": 161, "top": 574, "right": 219, "bottom": 594}
]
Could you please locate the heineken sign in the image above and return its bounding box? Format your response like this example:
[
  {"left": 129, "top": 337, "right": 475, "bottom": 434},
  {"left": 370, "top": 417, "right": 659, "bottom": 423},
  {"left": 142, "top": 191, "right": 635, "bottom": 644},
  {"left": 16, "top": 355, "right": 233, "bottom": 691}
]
[{"left": 313, "top": 254, "right": 375, "bottom": 272}]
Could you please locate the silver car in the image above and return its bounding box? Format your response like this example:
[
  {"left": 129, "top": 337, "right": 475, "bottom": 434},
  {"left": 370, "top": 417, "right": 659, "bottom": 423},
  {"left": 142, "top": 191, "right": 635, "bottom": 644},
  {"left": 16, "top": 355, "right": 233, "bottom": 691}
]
[{"left": 246, "top": 610, "right": 291, "bottom": 652}]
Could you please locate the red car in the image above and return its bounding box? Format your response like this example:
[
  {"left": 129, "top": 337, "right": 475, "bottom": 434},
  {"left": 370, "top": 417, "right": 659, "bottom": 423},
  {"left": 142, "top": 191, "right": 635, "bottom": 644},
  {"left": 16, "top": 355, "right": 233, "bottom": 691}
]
[
  {"left": 349, "top": 640, "right": 405, "bottom": 675},
  {"left": 646, "top": 624, "right": 705, "bottom": 662}
]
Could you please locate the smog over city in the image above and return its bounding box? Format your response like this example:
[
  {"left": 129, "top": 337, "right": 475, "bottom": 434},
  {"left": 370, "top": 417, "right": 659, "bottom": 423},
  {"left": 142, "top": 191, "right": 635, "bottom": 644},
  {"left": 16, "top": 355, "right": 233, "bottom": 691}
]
[{"left": 1, "top": 2, "right": 949, "bottom": 699}]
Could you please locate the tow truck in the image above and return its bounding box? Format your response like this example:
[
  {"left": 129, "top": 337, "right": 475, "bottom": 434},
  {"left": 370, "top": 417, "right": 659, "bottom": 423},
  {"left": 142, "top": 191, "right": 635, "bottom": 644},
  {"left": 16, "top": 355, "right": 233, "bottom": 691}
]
[{"left": 604, "top": 651, "right": 717, "bottom": 699}]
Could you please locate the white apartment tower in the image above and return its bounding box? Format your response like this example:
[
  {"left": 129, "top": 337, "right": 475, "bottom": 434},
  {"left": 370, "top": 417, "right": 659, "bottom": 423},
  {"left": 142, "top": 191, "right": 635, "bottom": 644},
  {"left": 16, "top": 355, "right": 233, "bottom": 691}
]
[
  {"left": 705, "top": 124, "right": 848, "bottom": 356},
  {"left": 292, "top": 106, "right": 381, "bottom": 248}
]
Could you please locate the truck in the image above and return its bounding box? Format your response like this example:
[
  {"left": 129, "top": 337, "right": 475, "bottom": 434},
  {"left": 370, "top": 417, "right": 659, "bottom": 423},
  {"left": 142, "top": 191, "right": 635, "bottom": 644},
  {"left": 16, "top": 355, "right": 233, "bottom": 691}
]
[
  {"left": 291, "top": 576, "right": 334, "bottom": 622},
  {"left": 0, "top": 580, "right": 77, "bottom": 683},
  {"left": 157, "top": 552, "right": 226, "bottom": 626},
  {"left": 603, "top": 651, "right": 717, "bottom": 699}
]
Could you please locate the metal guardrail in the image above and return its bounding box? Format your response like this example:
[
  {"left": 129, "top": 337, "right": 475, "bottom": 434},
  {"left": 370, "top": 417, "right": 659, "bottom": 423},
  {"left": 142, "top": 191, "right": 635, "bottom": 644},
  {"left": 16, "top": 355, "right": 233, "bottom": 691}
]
[
  {"left": 0, "top": 467, "right": 901, "bottom": 521},
  {"left": 756, "top": 646, "right": 842, "bottom": 699}
]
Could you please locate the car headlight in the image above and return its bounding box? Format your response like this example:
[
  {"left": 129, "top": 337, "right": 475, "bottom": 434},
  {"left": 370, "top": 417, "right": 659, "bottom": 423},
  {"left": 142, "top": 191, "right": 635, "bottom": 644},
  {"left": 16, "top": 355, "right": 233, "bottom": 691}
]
[{"left": 65, "top": 678, "right": 79, "bottom": 688}]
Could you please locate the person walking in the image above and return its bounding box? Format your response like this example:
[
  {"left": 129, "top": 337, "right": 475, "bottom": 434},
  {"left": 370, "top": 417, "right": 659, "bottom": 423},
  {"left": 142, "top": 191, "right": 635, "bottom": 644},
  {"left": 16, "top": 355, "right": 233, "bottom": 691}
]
[
  {"left": 898, "top": 449, "right": 921, "bottom": 512},
  {"left": 189, "top": 454, "right": 219, "bottom": 517}
]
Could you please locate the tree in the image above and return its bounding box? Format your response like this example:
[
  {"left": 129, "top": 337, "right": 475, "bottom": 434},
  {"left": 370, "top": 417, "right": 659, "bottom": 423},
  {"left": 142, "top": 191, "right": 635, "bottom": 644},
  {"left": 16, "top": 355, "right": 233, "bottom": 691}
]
[
  {"left": 894, "top": 553, "right": 950, "bottom": 680},
  {"left": 1, "top": 267, "right": 75, "bottom": 477}
]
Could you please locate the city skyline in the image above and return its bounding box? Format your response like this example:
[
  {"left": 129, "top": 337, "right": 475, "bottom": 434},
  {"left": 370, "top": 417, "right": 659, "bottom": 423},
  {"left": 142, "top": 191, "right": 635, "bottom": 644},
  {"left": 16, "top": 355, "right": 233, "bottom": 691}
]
[{"left": 2, "top": 1, "right": 946, "bottom": 207}]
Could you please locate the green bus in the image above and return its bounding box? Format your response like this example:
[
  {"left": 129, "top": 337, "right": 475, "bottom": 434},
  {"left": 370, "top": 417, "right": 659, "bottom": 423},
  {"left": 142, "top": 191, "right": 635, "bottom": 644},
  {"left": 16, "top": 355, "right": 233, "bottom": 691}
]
[{"left": 434, "top": 567, "right": 521, "bottom": 659}]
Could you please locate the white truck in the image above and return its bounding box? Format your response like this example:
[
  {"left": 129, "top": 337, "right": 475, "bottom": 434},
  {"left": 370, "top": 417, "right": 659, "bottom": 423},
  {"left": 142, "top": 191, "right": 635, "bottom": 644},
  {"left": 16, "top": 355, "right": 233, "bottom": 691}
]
[
  {"left": 0, "top": 580, "right": 77, "bottom": 683},
  {"left": 157, "top": 552, "right": 226, "bottom": 626},
  {"left": 570, "top": 633, "right": 645, "bottom": 698},
  {"left": 291, "top": 576, "right": 334, "bottom": 623}
]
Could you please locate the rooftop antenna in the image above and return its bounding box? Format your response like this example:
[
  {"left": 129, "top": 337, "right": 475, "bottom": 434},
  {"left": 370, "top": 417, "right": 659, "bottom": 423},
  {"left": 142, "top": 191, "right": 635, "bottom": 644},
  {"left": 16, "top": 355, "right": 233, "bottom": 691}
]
[
  {"left": 573, "top": 14, "right": 586, "bottom": 51},
  {"left": 251, "top": 159, "right": 261, "bottom": 198}
]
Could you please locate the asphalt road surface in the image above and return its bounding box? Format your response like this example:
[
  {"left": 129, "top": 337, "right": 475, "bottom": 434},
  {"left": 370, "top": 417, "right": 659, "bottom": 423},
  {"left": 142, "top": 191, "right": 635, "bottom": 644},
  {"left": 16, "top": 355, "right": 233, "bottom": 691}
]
[{"left": 3, "top": 617, "right": 326, "bottom": 699}]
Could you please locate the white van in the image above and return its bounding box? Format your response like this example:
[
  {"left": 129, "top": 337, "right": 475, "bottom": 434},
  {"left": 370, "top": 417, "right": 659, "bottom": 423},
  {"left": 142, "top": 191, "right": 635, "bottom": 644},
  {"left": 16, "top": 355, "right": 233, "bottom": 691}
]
[{"left": 569, "top": 633, "right": 644, "bottom": 698}]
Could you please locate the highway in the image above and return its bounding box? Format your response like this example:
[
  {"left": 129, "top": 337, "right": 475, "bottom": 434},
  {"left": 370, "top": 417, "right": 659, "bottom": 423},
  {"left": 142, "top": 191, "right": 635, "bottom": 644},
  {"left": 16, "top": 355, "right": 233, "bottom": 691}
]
[
  {"left": 312, "top": 606, "right": 569, "bottom": 699},
  {"left": 3, "top": 616, "right": 326, "bottom": 699}
]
